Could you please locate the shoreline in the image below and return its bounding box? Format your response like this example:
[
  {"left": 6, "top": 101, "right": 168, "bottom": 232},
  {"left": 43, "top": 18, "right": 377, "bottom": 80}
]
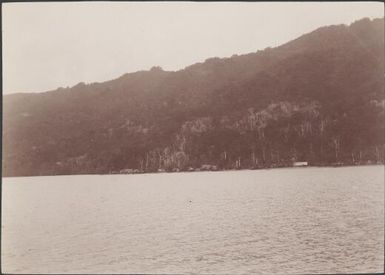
[{"left": 2, "top": 163, "right": 384, "bottom": 179}]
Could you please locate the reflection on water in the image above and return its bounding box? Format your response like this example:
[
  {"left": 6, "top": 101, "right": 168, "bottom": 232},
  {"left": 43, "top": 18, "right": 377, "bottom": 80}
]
[{"left": 2, "top": 166, "right": 384, "bottom": 274}]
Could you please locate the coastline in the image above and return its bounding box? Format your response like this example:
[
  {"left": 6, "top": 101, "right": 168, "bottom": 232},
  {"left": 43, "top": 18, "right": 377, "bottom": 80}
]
[{"left": 2, "top": 162, "right": 384, "bottom": 179}]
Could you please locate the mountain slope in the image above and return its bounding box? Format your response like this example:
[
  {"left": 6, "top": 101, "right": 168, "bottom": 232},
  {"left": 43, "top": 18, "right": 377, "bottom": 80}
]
[{"left": 3, "top": 17, "right": 384, "bottom": 176}]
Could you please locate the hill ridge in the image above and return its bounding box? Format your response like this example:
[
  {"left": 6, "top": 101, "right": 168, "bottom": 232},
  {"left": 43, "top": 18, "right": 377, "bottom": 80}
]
[{"left": 3, "top": 17, "right": 384, "bottom": 177}]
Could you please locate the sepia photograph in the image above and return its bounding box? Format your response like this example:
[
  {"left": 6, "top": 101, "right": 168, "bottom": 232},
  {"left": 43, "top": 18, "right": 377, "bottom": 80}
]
[{"left": 1, "top": 1, "right": 384, "bottom": 274}]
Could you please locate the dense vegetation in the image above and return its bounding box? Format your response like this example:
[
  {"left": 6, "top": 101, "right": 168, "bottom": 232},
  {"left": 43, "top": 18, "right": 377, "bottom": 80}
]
[{"left": 3, "top": 18, "right": 384, "bottom": 177}]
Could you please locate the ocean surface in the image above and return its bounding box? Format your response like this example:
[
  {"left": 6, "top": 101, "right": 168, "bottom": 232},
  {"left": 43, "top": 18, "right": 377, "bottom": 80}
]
[{"left": 2, "top": 166, "right": 384, "bottom": 274}]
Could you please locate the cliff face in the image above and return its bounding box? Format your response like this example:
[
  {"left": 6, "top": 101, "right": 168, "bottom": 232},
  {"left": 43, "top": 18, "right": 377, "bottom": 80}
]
[{"left": 3, "top": 18, "right": 384, "bottom": 176}]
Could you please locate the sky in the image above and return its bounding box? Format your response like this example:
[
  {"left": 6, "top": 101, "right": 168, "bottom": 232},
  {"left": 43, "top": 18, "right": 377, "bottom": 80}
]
[{"left": 2, "top": 2, "right": 384, "bottom": 94}]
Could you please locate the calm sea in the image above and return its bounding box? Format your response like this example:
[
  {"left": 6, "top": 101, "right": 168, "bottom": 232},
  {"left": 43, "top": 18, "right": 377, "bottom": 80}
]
[{"left": 2, "top": 166, "right": 384, "bottom": 274}]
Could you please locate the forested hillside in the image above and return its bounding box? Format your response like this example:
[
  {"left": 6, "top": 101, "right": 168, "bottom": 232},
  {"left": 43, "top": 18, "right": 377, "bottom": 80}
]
[{"left": 3, "top": 17, "right": 384, "bottom": 177}]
